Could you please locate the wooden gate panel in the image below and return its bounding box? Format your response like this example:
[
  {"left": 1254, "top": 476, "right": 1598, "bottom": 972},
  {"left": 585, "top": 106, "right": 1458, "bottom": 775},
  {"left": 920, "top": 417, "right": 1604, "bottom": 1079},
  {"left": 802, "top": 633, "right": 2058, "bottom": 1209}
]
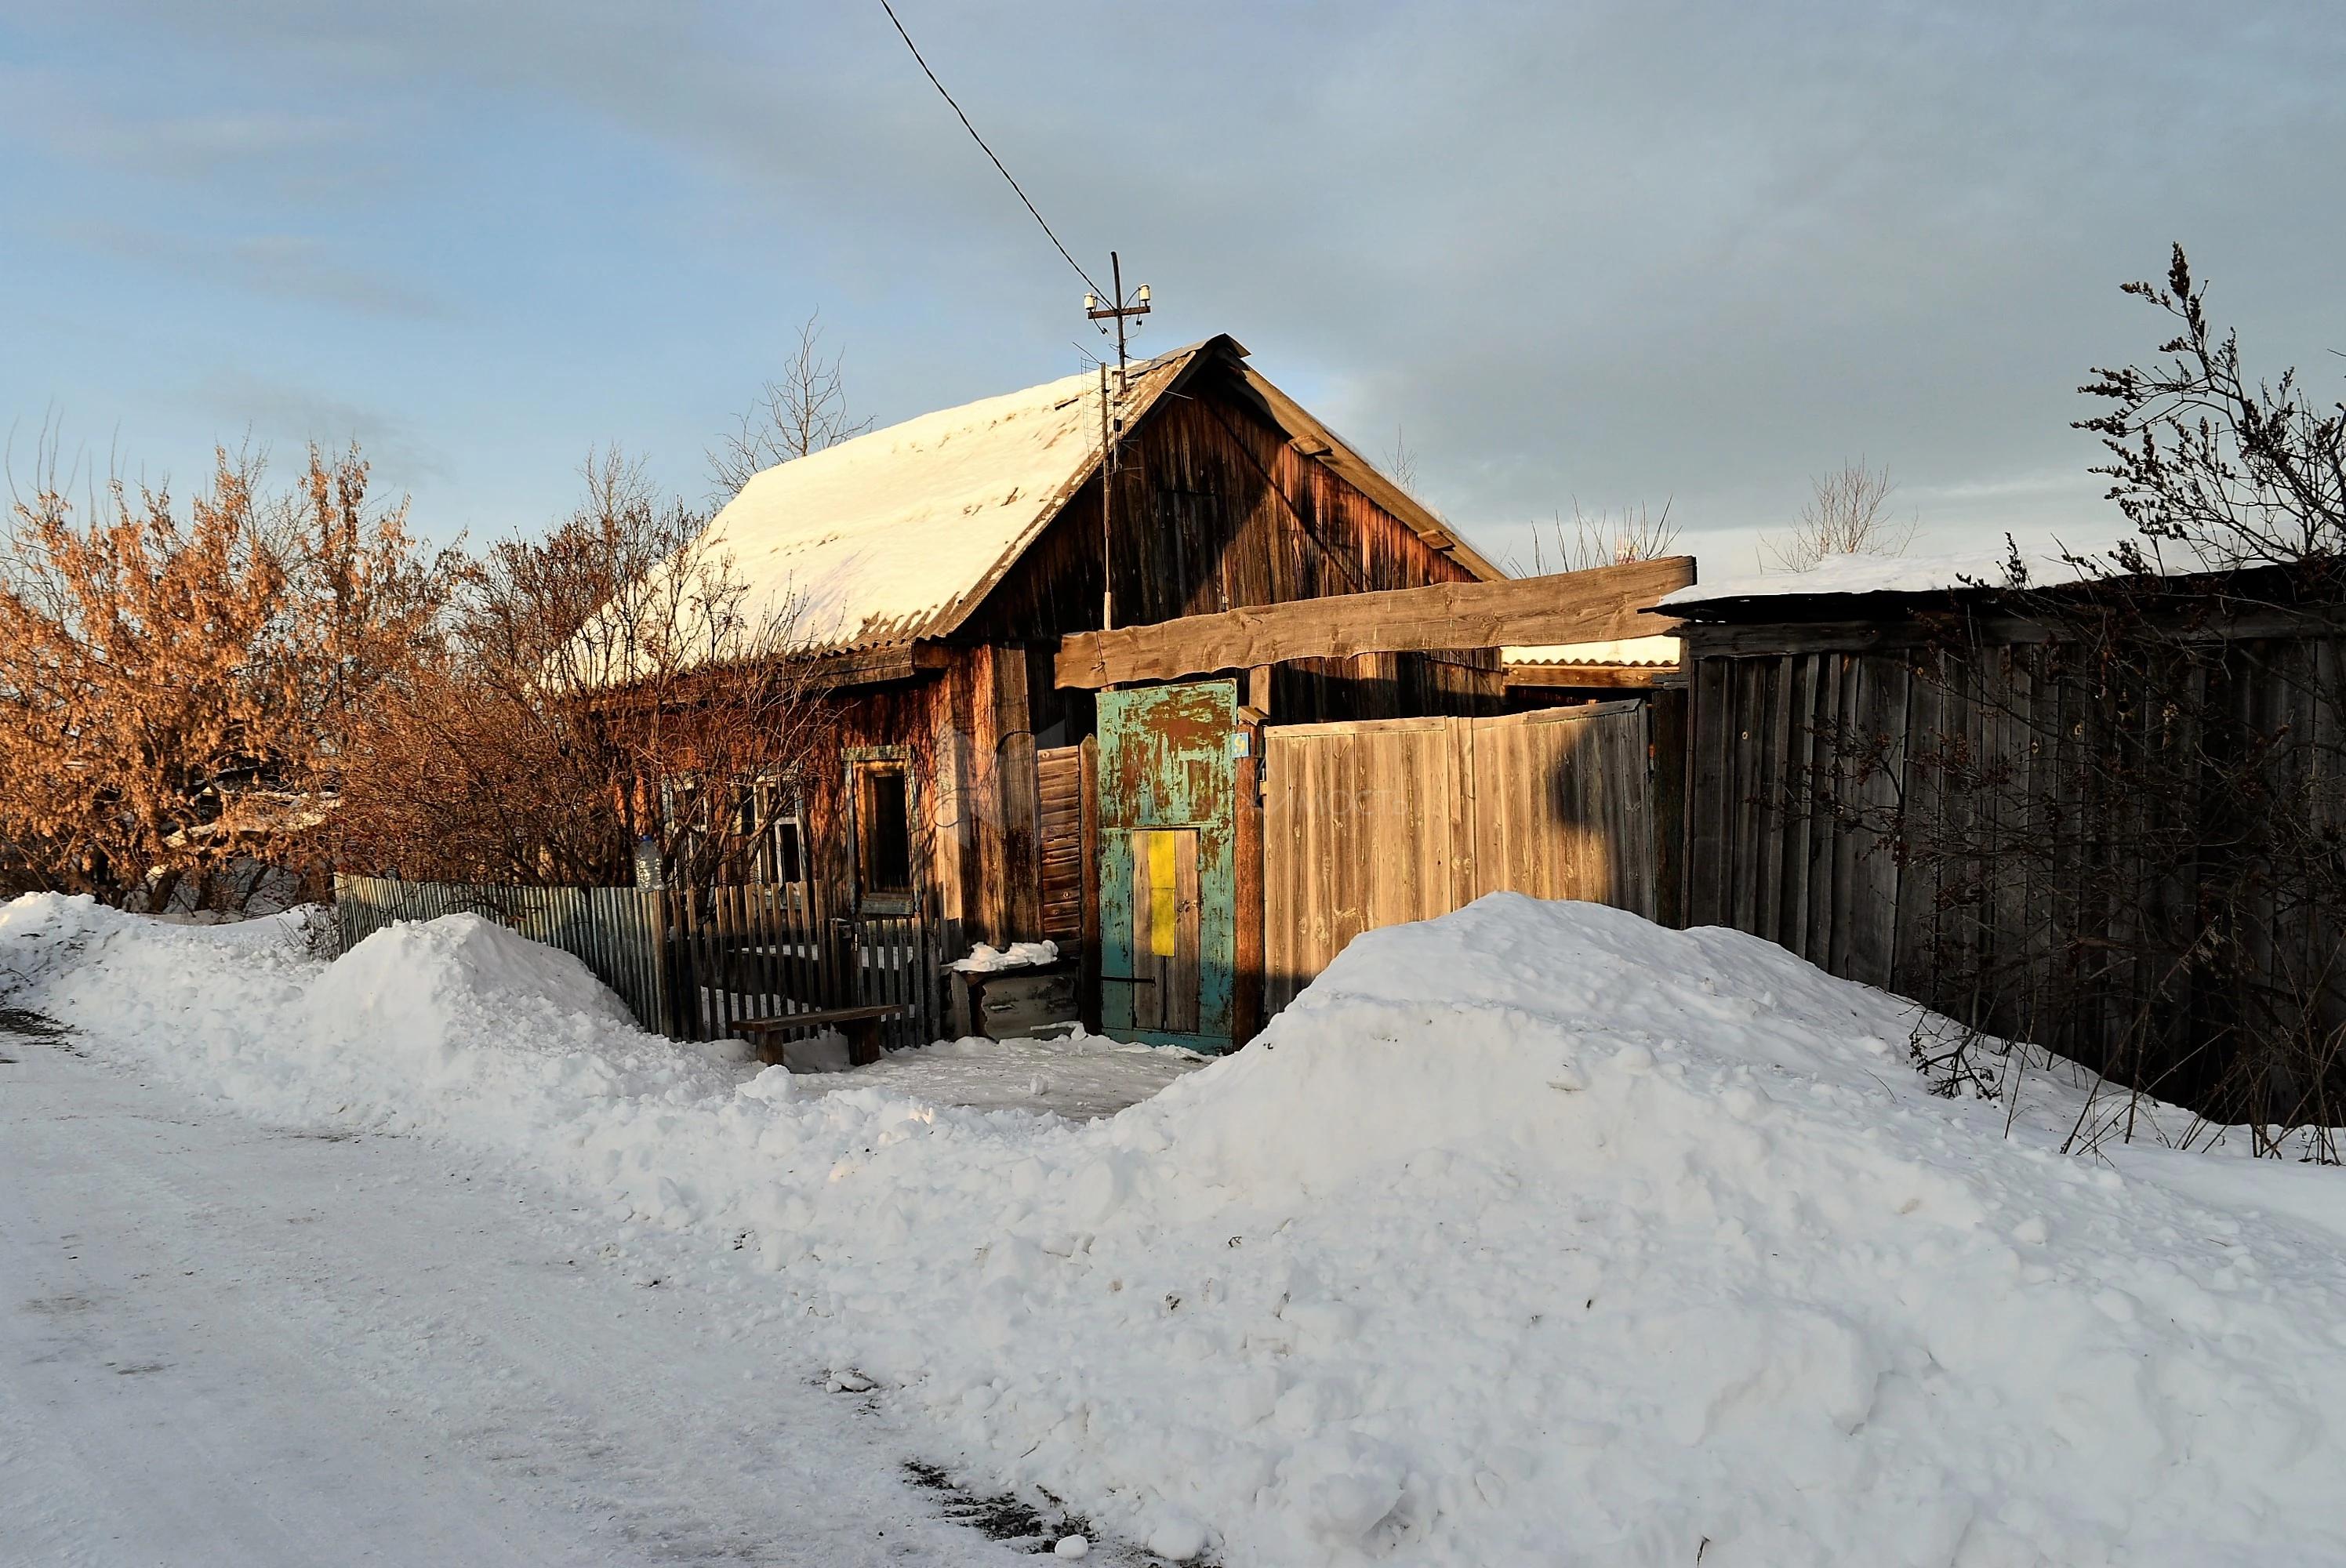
[
  {"left": 1097, "top": 681, "right": 1240, "bottom": 1050},
  {"left": 1262, "top": 700, "right": 1656, "bottom": 1011}
]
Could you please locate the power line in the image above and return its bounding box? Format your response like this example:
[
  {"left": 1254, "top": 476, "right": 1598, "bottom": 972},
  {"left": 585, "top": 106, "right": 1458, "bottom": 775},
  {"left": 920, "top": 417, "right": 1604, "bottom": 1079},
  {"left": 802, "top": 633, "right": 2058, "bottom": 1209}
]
[{"left": 874, "top": 0, "right": 1103, "bottom": 299}]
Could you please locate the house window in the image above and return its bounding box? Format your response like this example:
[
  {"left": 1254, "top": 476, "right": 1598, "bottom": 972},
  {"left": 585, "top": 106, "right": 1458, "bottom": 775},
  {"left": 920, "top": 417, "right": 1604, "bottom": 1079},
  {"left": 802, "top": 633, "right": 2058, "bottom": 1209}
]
[
  {"left": 855, "top": 760, "right": 913, "bottom": 902},
  {"left": 769, "top": 816, "right": 804, "bottom": 887},
  {"left": 740, "top": 779, "right": 806, "bottom": 890}
]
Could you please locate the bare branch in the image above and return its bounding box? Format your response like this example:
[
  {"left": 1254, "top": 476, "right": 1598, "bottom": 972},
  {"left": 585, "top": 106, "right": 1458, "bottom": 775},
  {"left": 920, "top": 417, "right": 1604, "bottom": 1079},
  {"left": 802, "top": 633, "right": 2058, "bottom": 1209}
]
[{"left": 705, "top": 312, "right": 876, "bottom": 504}]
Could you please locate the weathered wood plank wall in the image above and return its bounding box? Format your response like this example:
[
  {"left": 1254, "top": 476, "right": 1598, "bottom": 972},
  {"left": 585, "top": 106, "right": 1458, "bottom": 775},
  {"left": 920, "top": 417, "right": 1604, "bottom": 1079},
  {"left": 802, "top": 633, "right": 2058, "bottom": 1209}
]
[
  {"left": 1261, "top": 700, "right": 1658, "bottom": 1014},
  {"left": 1682, "top": 628, "right": 2346, "bottom": 1088},
  {"left": 974, "top": 362, "right": 1503, "bottom": 724},
  {"left": 1687, "top": 649, "right": 1908, "bottom": 988},
  {"left": 1037, "top": 744, "right": 1084, "bottom": 945}
]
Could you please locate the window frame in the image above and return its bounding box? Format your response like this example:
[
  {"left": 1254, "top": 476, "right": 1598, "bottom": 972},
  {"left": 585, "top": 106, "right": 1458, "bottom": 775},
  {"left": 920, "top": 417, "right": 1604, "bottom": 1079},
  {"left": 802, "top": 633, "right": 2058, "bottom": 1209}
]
[{"left": 844, "top": 747, "right": 918, "bottom": 915}]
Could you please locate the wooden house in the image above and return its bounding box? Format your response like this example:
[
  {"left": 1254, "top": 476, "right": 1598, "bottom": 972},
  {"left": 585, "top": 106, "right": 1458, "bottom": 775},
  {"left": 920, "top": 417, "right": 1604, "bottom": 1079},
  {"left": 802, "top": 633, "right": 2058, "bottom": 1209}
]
[{"left": 695, "top": 335, "right": 1505, "bottom": 967}]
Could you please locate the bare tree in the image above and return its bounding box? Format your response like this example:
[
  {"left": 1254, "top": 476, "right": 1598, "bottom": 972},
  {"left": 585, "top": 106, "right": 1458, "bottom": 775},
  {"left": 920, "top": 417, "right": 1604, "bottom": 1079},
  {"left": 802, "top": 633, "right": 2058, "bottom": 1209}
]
[
  {"left": 1384, "top": 423, "right": 1421, "bottom": 498},
  {"left": 2079, "top": 246, "right": 2345, "bottom": 569},
  {"left": 1762, "top": 459, "right": 1918, "bottom": 572},
  {"left": 337, "top": 448, "right": 830, "bottom": 888},
  {"left": 1525, "top": 501, "right": 1680, "bottom": 575},
  {"left": 706, "top": 313, "right": 875, "bottom": 503}
]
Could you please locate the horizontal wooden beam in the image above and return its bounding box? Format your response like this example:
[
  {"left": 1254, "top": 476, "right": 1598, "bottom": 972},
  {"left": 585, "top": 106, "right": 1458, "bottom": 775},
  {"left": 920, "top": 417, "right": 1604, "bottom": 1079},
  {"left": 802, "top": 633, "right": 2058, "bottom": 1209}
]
[{"left": 1054, "top": 557, "right": 1692, "bottom": 691}]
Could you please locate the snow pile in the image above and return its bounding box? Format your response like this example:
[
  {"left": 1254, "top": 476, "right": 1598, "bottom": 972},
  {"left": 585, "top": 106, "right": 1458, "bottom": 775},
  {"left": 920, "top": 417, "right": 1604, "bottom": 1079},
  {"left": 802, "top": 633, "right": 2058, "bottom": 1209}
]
[
  {"left": 950, "top": 938, "right": 1060, "bottom": 973},
  {"left": 12, "top": 906, "right": 733, "bottom": 1144},
  {"left": 13, "top": 891, "right": 2346, "bottom": 1565}
]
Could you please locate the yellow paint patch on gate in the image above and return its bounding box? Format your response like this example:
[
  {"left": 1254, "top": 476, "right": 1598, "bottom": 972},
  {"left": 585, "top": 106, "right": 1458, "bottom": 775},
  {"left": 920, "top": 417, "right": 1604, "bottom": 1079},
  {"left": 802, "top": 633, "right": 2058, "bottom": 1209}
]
[{"left": 1146, "top": 830, "right": 1178, "bottom": 958}]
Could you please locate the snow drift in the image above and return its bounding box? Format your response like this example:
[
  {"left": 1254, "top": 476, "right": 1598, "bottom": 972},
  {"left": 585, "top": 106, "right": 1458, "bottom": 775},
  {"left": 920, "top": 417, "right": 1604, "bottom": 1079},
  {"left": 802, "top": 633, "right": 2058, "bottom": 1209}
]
[{"left": 9, "top": 891, "right": 2346, "bottom": 1566}]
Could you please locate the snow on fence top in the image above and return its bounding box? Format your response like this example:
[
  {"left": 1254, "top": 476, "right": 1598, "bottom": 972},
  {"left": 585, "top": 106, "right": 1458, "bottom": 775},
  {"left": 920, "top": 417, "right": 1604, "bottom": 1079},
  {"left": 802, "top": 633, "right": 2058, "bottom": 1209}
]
[
  {"left": 693, "top": 347, "right": 1199, "bottom": 659},
  {"left": 1661, "top": 536, "right": 2143, "bottom": 612}
]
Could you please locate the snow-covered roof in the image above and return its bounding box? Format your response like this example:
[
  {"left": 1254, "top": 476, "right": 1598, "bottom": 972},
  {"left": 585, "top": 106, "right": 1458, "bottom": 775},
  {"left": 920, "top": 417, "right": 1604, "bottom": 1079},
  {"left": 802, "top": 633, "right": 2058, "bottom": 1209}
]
[
  {"left": 705, "top": 347, "right": 1200, "bottom": 655},
  {"left": 1503, "top": 635, "right": 1683, "bottom": 668},
  {"left": 600, "top": 336, "right": 1500, "bottom": 673},
  {"left": 1661, "top": 539, "right": 2139, "bottom": 612}
]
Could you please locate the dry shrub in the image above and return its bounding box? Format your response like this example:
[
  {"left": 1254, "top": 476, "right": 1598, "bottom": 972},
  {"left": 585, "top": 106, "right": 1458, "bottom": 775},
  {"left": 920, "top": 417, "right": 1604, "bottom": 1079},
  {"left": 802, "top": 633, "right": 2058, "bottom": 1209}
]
[{"left": 0, "top": 444, "right": 441, "bottom": 906}]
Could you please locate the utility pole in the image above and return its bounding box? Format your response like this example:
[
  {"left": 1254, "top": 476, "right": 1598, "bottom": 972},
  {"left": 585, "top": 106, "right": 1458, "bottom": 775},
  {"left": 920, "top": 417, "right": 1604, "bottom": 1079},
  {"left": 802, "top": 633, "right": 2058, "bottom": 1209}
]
[{"left": 1084, "top": 252, "right": 1149, "bottom": 631}]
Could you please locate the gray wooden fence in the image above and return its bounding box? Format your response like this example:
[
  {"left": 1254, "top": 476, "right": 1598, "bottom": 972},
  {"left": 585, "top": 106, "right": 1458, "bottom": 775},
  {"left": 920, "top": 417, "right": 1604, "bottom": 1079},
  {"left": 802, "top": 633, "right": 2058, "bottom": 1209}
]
[
  {"left": 333, "top": 873, "right": 947, "bottom": 1051},
  {"left": 657, "top": 884, "right": 946, "bottom": 1053},
  {"left": 334, "top": 873, "right": 671, "bottom": 1033}
]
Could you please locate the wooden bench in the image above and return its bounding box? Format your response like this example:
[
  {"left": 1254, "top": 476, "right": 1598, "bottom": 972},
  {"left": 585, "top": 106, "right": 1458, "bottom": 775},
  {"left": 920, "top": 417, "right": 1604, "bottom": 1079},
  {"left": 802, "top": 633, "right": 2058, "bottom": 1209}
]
[{"left": 733, "top": 1004, "right": 908, "bottom": 1068}]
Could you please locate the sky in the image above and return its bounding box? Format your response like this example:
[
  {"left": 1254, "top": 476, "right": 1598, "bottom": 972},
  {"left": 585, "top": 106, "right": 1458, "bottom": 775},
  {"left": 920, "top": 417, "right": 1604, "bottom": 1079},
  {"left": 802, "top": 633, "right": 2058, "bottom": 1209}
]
[{"left": 3, "top": 0, "right": 2341, "bottom": 583}]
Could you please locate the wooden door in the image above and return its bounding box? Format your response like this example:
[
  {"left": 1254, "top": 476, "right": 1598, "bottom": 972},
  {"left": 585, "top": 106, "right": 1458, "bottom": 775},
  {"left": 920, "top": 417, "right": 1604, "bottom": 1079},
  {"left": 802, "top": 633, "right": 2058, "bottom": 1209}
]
[
  {"left": 1097, "top": 681, "right": 1239, "bottom": 1050},
  {"left": 1128, "top": 829, "right": 1201, "bottom": 1032}
]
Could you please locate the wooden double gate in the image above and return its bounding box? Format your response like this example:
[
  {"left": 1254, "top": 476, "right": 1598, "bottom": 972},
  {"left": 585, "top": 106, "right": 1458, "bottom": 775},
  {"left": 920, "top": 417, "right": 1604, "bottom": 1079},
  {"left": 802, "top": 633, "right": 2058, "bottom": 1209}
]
[{"left": 1260, "top": 700, "right": 1661, "bottom": 1013}]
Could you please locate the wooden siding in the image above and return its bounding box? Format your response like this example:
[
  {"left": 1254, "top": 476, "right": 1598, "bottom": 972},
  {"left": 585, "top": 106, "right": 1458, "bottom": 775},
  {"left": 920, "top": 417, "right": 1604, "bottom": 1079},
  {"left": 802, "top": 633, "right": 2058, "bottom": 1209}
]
[
  {"left": 966, "top": 360, "right": 1502, "bottom": 722},
  {"left": 1686, "top": 647, "right": 1907, "bottom": 989},
  {"left": 1262, "top": 700, "right": 1658, "bottom": 1013},
  {"left": 1037, "top": 743, "right": 1084, "bottom": 943},
  {"left": 797, "top": 642, "right": 1044, "bottom": 951}
]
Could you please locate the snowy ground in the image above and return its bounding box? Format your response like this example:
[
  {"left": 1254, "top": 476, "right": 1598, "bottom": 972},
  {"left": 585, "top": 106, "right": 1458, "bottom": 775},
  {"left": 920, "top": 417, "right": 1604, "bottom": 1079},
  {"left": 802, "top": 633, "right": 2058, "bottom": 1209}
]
[
  {"left": 812, "top": 1033, "right": 1206, "bottom": 1121},
  {"left": 9, "top": 894, "right": 2346, "bottom": 1566},
  {"left": 0, "top": 1033, "right": 1066, "bottom": 1568}
]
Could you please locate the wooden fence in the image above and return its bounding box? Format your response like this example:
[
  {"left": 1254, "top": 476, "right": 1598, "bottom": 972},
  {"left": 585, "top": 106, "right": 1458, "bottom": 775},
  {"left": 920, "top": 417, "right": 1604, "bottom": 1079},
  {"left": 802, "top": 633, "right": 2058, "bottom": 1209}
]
[
  {"left": 1683, "top": 615, "right": 2346, "bottom": 1112},
  {"left": 1261, "top": 699, "right": 1659, "bottom": 1012},
  {"left": 659, "top": 884, "right": 945, "bottom": 1052},
  {"left": 334, "top": 873, "right": 946, "bottom": 1051},
  {"left": 333, "top": 873, "right": 670, "bottom": 1033}
]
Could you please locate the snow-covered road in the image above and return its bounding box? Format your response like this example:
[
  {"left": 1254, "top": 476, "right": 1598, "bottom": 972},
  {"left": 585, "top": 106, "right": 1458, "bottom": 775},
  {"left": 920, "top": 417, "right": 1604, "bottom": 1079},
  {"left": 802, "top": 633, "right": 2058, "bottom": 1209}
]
[
  {"left": 15, "top": 894, "right": 2346, "bottom": 1564},
  {"left": 0, "top": 1036, "right": 1030, "bottom": 1568}
]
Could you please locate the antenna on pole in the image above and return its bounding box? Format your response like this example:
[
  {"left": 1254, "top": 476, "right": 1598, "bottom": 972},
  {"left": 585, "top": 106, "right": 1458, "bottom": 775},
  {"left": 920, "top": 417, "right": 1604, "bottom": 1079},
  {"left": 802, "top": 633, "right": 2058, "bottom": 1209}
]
[{"left": 1085, "top": 251, "right": 1151, "bottom": 632}]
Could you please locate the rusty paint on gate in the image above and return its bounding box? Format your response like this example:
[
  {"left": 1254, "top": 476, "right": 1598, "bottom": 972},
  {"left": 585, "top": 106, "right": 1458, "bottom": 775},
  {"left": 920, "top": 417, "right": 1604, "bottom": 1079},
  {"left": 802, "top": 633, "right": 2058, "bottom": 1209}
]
[{"left": 1098, "top": 681, "right": 1239, "bottom": 1051}]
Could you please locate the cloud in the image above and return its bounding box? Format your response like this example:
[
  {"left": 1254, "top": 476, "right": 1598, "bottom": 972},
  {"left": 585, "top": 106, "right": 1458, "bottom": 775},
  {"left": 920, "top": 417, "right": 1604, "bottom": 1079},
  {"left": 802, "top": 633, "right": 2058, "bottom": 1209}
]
[
  {"left": 28, "top": 217, "right": 452, "bottom": 321},
  {"left": 187, "top": 370, "right": 451, "bottom": 490},
  {"left": 0, "top": 59, "right": 407, "bottom": 205},
  {"left": 2, "top": 0, "right": 2342, "bottom": 568}
]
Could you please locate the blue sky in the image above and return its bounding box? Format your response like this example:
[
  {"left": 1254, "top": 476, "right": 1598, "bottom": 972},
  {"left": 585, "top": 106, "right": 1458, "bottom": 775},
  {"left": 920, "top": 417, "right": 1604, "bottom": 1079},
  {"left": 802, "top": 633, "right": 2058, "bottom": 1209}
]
[{"left": 4, "top": 1, "right": 2341, "bottom": 579}]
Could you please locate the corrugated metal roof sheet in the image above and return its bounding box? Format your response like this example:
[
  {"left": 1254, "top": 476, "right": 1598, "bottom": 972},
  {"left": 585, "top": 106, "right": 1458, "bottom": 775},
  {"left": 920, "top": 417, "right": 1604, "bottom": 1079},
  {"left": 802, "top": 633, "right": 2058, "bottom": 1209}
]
[{"left": 1504, "top": 635, "right": 1683, "bottom": 668}]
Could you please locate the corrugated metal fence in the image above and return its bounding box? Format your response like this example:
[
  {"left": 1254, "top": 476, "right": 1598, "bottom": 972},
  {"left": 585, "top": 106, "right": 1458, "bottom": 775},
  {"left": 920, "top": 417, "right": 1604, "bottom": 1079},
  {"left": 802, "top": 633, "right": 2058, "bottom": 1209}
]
[{"left": 334, "top": 873, "right": 945, "bottom": 1051}]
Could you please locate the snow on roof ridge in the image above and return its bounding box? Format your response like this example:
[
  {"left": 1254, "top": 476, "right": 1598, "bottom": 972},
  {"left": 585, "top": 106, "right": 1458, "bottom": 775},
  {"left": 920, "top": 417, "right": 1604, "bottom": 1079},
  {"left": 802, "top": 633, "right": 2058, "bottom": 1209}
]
[
  {"left": 695, "top": 343, "right": 1212, "bottom": 656},
  {"left": 1503, "top": 635, "right": 1683, "bottom": 666}
]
